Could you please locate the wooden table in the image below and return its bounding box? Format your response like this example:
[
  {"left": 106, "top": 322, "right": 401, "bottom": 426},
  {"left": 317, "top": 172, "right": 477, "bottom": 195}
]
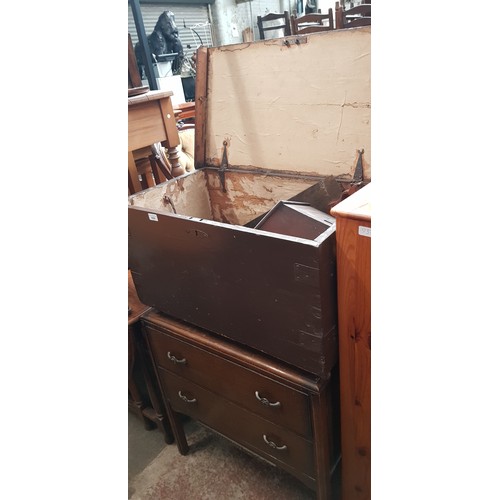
[{"left": 128, "top": 89, "right": 185, "bottom": 194}]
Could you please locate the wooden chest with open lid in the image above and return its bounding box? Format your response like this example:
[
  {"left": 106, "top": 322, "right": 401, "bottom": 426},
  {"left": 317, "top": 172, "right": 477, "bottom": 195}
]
[{"left": 128, "top": 27, "right": 371, "bottom": 378}]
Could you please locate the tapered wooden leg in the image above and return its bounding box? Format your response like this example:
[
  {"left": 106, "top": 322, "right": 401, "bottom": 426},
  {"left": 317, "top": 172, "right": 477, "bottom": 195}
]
[
  {"left": 165, "top": 404, "right": 189, "bottom": 455},
  {"left": 136, "top": 326, "right": 175, "bottom": 444}
]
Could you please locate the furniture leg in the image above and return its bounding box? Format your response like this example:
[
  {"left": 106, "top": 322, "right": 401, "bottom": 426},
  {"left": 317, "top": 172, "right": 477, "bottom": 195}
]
[
  {"left": 128, "top": 151, "right": 142, "bottom": 195},
  {"left": 136, "top": 327, "right": 175, "bottom": 444},
  {"left": 128, "top": 326, "right": 156, "bottom": 430}
]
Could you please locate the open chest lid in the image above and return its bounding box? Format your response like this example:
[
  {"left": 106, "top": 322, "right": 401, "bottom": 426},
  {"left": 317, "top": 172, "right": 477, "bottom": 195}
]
[{"left": 194, "top": 26, "right": 371, "bottom": 180}]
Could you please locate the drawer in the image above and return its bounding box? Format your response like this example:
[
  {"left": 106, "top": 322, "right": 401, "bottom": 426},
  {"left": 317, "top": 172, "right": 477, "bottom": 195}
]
[
  {"left": 146, "top": 326, "right": 312, "bottom": 438},
  {"left": 158, "top": 368, "right": 315, "bottom": 479}
]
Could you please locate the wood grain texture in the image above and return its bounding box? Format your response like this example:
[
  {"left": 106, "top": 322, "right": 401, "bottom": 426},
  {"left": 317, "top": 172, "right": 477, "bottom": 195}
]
[
  {"left": 128, "top": 89, "right": 174, "bottom": 106},
  {"left": 128, "top": 101, "right": 168, "bottom": 152},
  {"left": 128, "top": 33, "right": 143, "bottom": 89},
  {"left": 128, "top": 89, "right": 185, "bottom": 191},
  {"left": 128, "top": 269, "right": 151, "bottom": 325},
  {"left": 142, "top": 309, "right": 339, "bottom": 498},
  {"left": 331, "top": 184, "right": 371, "bottom": 500},
  {"left": 128, "top": 168, "right": 320, "bottom": 225},
  {"left": 194, "top": 46, "right": 209, "bottom": 169},
  {"left": 128, "top": 271, "right": 174, "bottom": 443}
]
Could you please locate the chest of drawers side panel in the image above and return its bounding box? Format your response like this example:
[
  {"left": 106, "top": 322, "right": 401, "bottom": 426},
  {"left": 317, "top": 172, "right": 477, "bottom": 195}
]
[{"left": 332, "top": 196, "right": 371, "bottom": 500}]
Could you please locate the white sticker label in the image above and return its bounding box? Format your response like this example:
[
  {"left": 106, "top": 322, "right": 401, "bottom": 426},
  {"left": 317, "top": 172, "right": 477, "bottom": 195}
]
[
  {"left": 148, "top": 213, "right": 159, "bottom": 222},
  {"left": 358, "top": 226, "right": 371, "bottom": 238}
]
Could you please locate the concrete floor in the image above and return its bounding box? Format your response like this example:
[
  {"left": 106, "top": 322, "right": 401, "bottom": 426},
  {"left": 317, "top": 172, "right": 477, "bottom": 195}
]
[
  {"left": 128, "top": 411, "right": 167, "bottom": 481},
  {"left": 128, "top": 410, "right": 339, "bottom": 499},
  {"left": 128, "top": 416, "right": 313, "bottom": 499}
]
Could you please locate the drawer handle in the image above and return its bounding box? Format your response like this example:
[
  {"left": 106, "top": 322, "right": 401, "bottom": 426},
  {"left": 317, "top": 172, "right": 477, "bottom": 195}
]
[
  {"left": 167, "top": 351, "right": 186, "bottom": 364},
  {"left": 255, "top": 391, "right": 281, "bottom": 408},
  {"left": 263, "top": 434, "right": 287, "bottom": 451},
  {"left": 178, "top": 391, "right": 197, "bottom": 404}
]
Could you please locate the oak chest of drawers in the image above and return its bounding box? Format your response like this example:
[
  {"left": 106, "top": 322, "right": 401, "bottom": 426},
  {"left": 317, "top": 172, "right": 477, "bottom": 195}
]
[{"left": 142, "top": 309, "right": 341, "bottom": 499}]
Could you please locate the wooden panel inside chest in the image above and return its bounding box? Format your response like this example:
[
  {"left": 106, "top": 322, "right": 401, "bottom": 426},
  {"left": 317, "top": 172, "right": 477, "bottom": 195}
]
[{"left": 128, "top": 167, "right": 325, "bottom": 226}]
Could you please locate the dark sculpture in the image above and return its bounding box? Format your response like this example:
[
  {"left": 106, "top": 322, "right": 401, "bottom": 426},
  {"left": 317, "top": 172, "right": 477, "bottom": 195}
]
[{"left": 134, "top": 11, "right": 185, "bottom": 77}]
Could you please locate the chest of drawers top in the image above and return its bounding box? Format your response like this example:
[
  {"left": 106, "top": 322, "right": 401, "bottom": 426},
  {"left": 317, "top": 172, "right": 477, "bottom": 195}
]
[{"left": 143, "top": 310, "right": 325, "bottom": 386}]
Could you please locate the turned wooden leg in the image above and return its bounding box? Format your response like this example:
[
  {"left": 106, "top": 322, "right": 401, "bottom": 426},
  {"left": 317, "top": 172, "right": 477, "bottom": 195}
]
[
  {"left": 165, "top": 145, "right": 185, "bottom": 177},
  {"left": 158, "top": 96, "right": 186, "bottom": 178}
]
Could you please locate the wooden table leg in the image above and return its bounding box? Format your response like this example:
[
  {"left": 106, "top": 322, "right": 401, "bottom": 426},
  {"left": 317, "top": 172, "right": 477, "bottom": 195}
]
[
  {"left": 163, "top": 142, "right": 185, "bottom": 177},
  {"left": 128, "top": 151, "right": 143, "bottom": 194},
  {"left": 159, "top": 96, "right": 186, "bottom": 177}
]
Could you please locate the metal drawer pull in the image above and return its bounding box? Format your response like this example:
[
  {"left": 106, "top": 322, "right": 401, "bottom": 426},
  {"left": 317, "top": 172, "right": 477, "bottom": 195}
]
[
  {"left": 178, "top": 391, "right": 197, "bottom": 403},
  {"left": 263, "top": 434, "right": 287, "bottom": 451},
  {"left": 167, "top": 351, "right": 186, "bottom": 364},
  {"left": 255, "top": 391, "right": 281, "bottom": 408}
]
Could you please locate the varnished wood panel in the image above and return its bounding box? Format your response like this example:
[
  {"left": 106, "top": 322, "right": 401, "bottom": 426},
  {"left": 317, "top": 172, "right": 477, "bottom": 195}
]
[
  {"left": 158, "top": 97, "right": 179, "bottom": 145},
  {"left": 146, "top": 325, "right": 313, "bottom": 438},
  {"left": 128, "top": 101, "right": 168, "bottom": 152},
  {"left": 142, "top": 309, "right": 340, "bottom": 500},
  {"left": 129, "top": 204, "right": 337, "bottom": 378},
  {"left": 331, "top": 184, "right": 371, "bottom": 500},
  {"left": 194, "top": 46, "right": 209, "bottom": 169},
  {"left": 159, "top": 369, "right": 316, "bottom": 479}
]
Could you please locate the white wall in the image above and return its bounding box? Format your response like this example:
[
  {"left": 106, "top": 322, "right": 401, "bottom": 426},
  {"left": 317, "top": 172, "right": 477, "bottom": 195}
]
[
  {"left": 211, "top": 0, "right": 292, "bottom": 45},
  {"left": 211, "top": 0, "right": 367, "bottom": 45}
]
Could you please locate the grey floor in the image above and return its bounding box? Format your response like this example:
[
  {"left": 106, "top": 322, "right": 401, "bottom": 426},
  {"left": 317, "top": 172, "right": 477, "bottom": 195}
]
[
  {"left": 128, "top": 410, "right": 340, "bottom": 499},
  {"left": 128, "top": 411, "right": 167, "bottom": 480}
]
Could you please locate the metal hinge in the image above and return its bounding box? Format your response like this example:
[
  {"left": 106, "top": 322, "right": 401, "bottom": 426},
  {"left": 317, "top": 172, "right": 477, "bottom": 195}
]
[
  {"left": 352, "top": 148, "right": 364, "bottom": 184},
  {"left": 282, "top": 37, "right": 308, "bottom": 46},
  {"left": 219, "top": 140, "right": 229, "bottom": 193}
]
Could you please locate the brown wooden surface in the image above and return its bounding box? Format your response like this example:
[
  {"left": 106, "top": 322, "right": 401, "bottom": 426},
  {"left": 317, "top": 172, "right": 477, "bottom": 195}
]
[
  {"left": 128, "top": 33, "right": 143, "bottom": 89},
  {"left": 147, "top": 325, "right": 313, "bottom": 438},
  {"left": 129, "top": 200, "right": 338, "bottom": 378},
  {"left": 194, "top": 46, "right": 208, "bottom": 169},
  {"left": 174, "top": 102, "right": 196, "bottom": 124},
  {"left": 128, "top": 86, "right": 150, "bottom": 97},
  {"left": 128, "top": 89, "right": 183, "bottom": 194},
  {"left": 291, "top": 8, "right": 334, "bottom": 35},
  {"left": 257, "top": 11, "right": 292, "bottom": 39},
  {"left": 311, "top": 388, "right": 337, "bottom": 500},
  {"left": 128, "top": 100, "right": 169, "bottom": 152},
  {"left": 128, "top": 89, "right": 174, "bottom": 106},
  {"left": 128, "top": 151, "right": 142, "bottom": 196},
  {"left": 128, "top": 272, "right": 174, "bottom": 443},
  {"left": 331, "top": 184, "right": 371, "bottom": 500},
  {"left": 129, "top": 270, "right": 151, "bottom": 325},
  {"left": 335, "top": 2, "right": 371, "bottom": 30},
  {"left": 142, "top": 309, "right": 340, "bottom": 499},
  {"left": 160, "top": 370, "right": 316, "bottom": 479}
]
